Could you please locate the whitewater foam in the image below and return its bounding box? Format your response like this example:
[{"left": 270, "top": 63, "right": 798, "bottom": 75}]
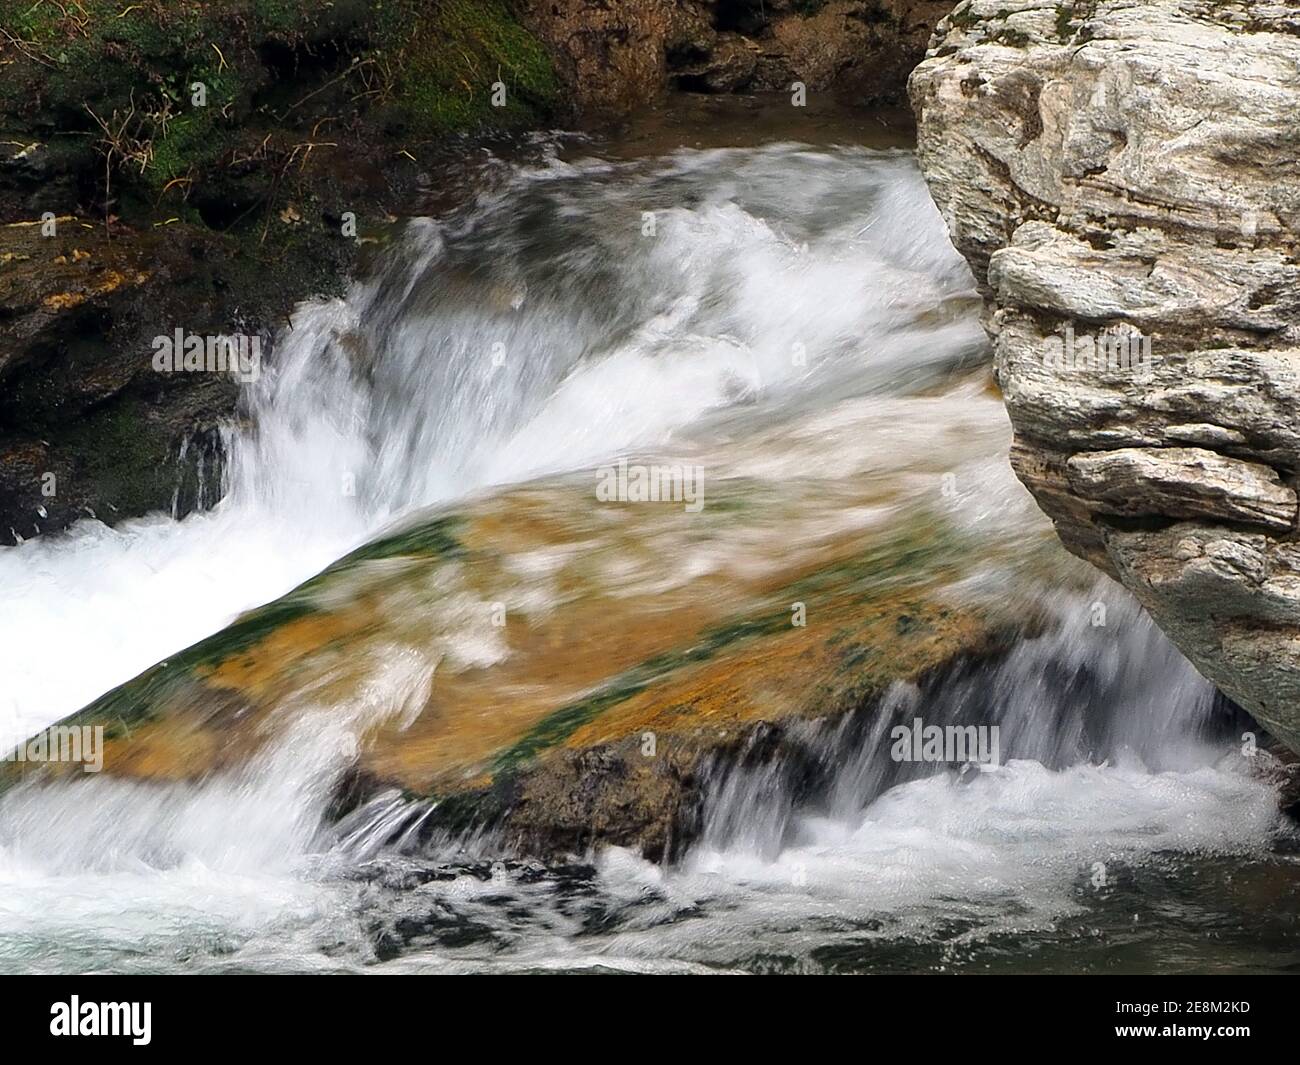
[
  {"left": 0, "top": 135, "right": 1288, "bottom": 975},
  {"left": 0, "top": 143, "right": 978, "bottom": 747}
]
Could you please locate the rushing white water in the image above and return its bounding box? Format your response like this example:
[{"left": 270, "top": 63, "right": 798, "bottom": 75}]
[
  {"left": 0, "top": 141, "right": 982, "bottom": 751},
  {"left": 0, "top": 582, "right": 1283, "bottom": 974},
  {"left": 0, "top": 132, "right": 1291, "bottom": 974},
  {"left": 294, "top": 588, "right": 1282, "bottom": 974}
]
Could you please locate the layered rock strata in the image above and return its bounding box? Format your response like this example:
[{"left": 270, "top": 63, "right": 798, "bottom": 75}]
[{"left": 910, "top": 0, "right": 1300, "bottom": 747}]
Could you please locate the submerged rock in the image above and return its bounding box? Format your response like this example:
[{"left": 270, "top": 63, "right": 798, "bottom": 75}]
[
  {"left": 910, "top": 1, "right": 1300, "bottom": 750},
  {"left": 0, "top": 426, "right": 1047, "bottom": 859}
]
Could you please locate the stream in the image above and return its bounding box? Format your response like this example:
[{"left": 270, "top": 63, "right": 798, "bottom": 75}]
[{"left": 1, "top": 100, "right": 1297, "bottom": 974}]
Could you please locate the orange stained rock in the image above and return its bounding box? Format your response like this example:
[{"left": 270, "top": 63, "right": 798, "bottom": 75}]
[
  {"left": 563, "top": 593, "right": 994, "bottom": 750},
  {"left": 99, "top": 716, "right": 228, "bottom": 781}
]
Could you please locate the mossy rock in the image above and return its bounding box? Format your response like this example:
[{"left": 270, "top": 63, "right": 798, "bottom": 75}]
[
  {"left": 378, "top": 0, "right": 562, "bottom": 136},
  {"left": 1, "top": 470, "right": 1046, "bottom": 862}
]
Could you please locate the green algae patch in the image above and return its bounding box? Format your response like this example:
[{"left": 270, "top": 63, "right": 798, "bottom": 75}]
[
  {"left": 55, "top": 395, "right": 210, "bottom": 529},
  {"left": 337, "top": 515, "right": 465, "bottom": 566},
  {"left": 380, "top": 0, "right": 562, "bottom": 136},
  {"left": 53, "top": 594, "right": 319, "bottom": 744},
  {"left": 490, "top": 672, "right": 664, "bottom": 775},
  {"left": 6, "top": 508, "right": 467, "bottom": 767}
]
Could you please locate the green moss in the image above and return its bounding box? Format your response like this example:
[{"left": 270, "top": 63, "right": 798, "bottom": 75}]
[
  {"left": 251, "top": 0, "right": 307, "bottom": 34},
  {"left": 1055, "top": 6, "right": 1074, "bottom": 40},
  {"left": 336, "top": 516, "right": 465, "bottom": 565},
  {"left": 62, "top": 665, "right": 182, "bottom": 741},
  {"left": 56, "top": 396, "right": 181, "bottom": 519},
  {"left": 991, "top": 28, "right": 1032, "bottom": 48},
  {"left": 51, "top": 591, "right": 317, "bottom": 741},
  {"left": 380, "top": 0, "right": 561, "bottom": 136},
  {"left": 148, "top": 110, "right": 226, "bottom": 190},
  {"left": 16, "top": 512, "right": 462, "bottom": 743},
  {"left": 946, "top": 3, "right": 978, "bottom": 30},
  {"left": 943, "top": 4, "right": 1032, "bottom": 46},
  {"left": 183, "top": 596, "right": 321, "bottom": 671},
  {"left": 1055, "top": 2, "right": 1097, "bottom": 43},
  {"left": 0, "top": 0, "right": 561, "bottom": 215}
]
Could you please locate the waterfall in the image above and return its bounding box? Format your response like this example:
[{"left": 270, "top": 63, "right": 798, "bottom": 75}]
[
  {"left": 0, "top": 141, "right": 982, "bottom": 752},
  {"left": 0, "top": 134, "right": 1287, "bottom": 974}
]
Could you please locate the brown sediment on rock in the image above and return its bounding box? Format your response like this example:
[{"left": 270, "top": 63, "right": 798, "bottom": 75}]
[
  {"left": 438, "top": 587, "right": 1027, "bottom": 861},
  {"left": 0, "top": 213, "right": 245, "bottom": 539},
  {"left": 1, "top": 468, "right": 1045, "bottom": 855}
]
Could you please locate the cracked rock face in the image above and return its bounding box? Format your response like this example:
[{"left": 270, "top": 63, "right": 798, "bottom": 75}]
[{"left": 909, "top": 1, "right": 1300, "bottom": 748}]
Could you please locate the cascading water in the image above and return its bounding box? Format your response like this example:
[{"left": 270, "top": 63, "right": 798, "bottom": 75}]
[
  {"left": 0, "top": 137, "right": 982, "bottom": 750},
  {"left": 0, "top": 118, "right": 1293, "bottom": 974}
]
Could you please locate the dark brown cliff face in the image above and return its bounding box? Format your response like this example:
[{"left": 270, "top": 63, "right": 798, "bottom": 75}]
[
  {"left": 0, "top": 0, "right": 950, "bottom": 544},
  {"left": 517, "top": 0, "right": 956, "bottom": 113},
  {"left": 0, "top": 220, "right": 239, "bottom": 537}
]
